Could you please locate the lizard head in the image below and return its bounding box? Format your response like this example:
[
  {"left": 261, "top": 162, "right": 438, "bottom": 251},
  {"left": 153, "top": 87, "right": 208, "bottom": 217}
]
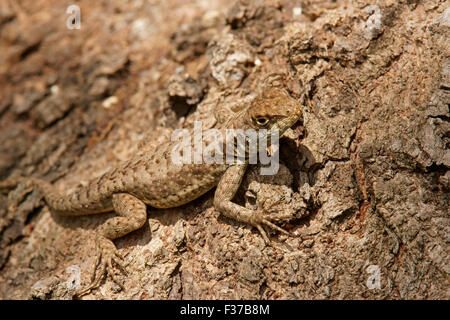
[{"left": 244, "top": 87, "right": 302, "bottom": 138}]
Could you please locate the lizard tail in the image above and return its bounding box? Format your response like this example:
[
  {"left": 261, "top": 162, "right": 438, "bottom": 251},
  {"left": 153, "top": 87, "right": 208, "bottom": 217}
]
[
  {"left": 2, "top": 177, "right": 55, "bottom": 212},
  {"left": 1, "top": 177, "right": 74, "bottom": 213},
  {"left": 14, "top": 178, "right": 77, "bottom": 214},
  {"left": 3, "top": 176, "right": 112, "bottom": 216},
  {"left": 0, "top": 177, "right": 26, "bottom": 192}
]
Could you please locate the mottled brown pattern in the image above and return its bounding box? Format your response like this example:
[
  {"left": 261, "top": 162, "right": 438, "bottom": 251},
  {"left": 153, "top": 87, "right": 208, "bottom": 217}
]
[{"left": 1, "top": 87, "right": 302, "bottom": 296}]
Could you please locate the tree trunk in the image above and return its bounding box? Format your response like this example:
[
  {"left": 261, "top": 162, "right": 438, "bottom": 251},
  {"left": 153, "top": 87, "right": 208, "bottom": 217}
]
[{"left": 0, "top": 0, "right": 448, "bottom": 299}]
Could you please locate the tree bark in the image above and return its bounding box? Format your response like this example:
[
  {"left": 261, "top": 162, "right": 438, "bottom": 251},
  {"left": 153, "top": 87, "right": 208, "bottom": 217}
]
[{"left": 0, "top": 0, "right": 448, "bottom": 299}]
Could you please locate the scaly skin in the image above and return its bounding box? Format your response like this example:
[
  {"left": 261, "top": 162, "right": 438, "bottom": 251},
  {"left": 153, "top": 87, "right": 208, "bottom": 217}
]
[{"left": 0, "top": 86, "right": 302, "bottom": 296}]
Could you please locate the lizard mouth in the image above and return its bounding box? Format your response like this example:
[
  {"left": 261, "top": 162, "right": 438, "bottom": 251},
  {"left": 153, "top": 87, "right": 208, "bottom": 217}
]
[
  {"left": 272, "top": 115, "right": 299, "bottom": 136},
  {"left": 263, "top": 110, "right": 301, "bottom": 145}
]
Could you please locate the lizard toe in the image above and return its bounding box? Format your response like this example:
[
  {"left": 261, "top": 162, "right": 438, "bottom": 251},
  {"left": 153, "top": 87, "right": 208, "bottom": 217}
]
[
  {"left": 256, "top": 224, "right": 270, "bottom": 243},
  {"left": 75, "top": 236, "right": 126, "bottom": 297},
  {"left": 261, "top": 218, "right": 290, "bottom": 235},
  {"left": 252, "top": 215, "right": 290, "bottom": 244}
]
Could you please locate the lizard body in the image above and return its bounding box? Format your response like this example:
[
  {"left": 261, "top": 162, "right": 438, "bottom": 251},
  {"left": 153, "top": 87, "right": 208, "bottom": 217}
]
[{"left": 1, "top": 86, "right": 302, "bottom": 296}]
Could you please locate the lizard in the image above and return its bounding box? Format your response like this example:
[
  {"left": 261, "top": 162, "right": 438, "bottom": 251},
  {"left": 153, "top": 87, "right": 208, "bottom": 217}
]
[{"left": 0, "top": 84, "right": 302, "bottom": 297}]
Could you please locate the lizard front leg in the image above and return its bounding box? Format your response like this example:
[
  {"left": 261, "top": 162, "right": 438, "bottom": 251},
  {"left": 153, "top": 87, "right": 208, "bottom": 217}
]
[
  {"left": 214, "top": 164, "right": 289, "bottom": 243},
  {"left": 76, "top": 193, "right": 147, "bottom": 297}
]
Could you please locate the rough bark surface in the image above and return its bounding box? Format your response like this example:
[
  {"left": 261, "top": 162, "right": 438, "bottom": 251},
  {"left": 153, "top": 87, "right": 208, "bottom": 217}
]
[{"left": 0, "top": 0, "right": 448, "bottom": 299}]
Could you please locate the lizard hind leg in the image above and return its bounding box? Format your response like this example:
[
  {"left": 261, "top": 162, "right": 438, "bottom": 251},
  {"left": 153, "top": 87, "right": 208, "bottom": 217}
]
[{"left": 75, "top": 193, "right": 147, "bottom": 297}]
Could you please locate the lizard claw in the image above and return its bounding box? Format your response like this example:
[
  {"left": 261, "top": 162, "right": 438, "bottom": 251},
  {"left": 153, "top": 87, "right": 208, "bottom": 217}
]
[
  {"left": 262, "top": 218, "right": 290, "bottom": 236},
  {"left": 75, "top": 236, "right": 127, "bottom": 297},
  {"left": 253, "top": 215, "right": 290, "bottom": 244}
]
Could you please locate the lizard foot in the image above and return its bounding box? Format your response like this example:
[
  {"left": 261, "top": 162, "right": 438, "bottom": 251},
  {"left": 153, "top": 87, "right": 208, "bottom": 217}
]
[
  {"left": 252, "top": 214, "right": 290, "bottom": 244},
  {"left": 75, "top": 236, "right": 127, "bottom": 297}
]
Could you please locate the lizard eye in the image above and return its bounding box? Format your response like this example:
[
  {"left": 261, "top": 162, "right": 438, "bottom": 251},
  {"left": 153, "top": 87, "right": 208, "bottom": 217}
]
[{"left": 254, "top": 116, "right": 269, "bottom": 126}]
